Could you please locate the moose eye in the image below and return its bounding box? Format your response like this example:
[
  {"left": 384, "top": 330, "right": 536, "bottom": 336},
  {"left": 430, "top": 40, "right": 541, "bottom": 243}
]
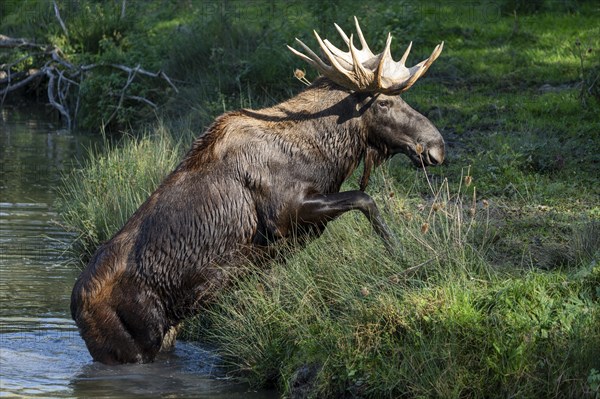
[{"left": 377, "top": 100, "right": 391, "bottom": 110}]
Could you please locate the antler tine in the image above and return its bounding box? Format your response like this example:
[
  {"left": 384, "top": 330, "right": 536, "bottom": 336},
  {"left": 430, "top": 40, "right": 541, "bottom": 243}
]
[
  {"left": 323, "top": 39, "right": 351, "bottom": 64},
  {"left": 334, "top": 22, "right": 350, "bottom": 46},
  {"left": 332, "top": 20, "right": 376, "bottom": 66},
  {"left": 375, "top": 33, "right": 393, "bottom": 88},
  {"left": 414, "top": 41, "right": 444, "bottom": 79},
  {"left": 312, "top": 30, "right": 358, "bottom": 88},
  {"left": 287, "top": 38, "right": 331, "bottom": 72},
  {"left": 408, "top": 42, "right": 444, "bottom": 79},
  {"left": 353, "top": 16, "right": 373, "bottom": 57},
  {"left": 286, "top": 44, "right": 317, "bottom": 69},
  {"left": 389, "top": 41, "right": 445, "bottom": 93},
  {"left": 348, "top": 34, "right": 372, "bottom": 89},
  {"left": 399, "top": 41, "right": 413, "bottom": 66},
  {"left": 430, "top": 41, "right": 444, "bottom": 64},
  {"left": 313, "top": 30, "right": 351, "bottom": 77}
]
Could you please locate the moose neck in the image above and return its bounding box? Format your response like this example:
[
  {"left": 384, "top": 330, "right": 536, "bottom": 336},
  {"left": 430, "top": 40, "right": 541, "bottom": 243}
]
[{"left": 262, "top": 78, "right": 369, "bottom": 190}]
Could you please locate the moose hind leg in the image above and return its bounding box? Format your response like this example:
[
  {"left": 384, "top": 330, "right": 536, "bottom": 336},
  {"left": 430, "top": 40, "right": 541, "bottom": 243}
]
[
  {"left": 113, "top": 291, "right": 168, "bottom": 362},
  {"left": 297, "top": 190, "right": 399, "bottom": 253},
  {"left": 78, "top": 305, "right": 146, "bottom": 365}
]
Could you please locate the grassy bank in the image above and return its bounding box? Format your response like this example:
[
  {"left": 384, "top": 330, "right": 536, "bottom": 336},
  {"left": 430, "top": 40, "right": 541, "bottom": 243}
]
[
  {"left": 47, "top": 1, "right": 600, "bottom": 397},
  {"left": 189, "top": 183, "right": 599, "bottom": 397}
]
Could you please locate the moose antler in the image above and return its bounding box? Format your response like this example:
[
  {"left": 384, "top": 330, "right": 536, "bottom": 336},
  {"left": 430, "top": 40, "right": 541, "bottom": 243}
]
[{"left": 287, "top": 17, "right": 443, "bottom": 94}]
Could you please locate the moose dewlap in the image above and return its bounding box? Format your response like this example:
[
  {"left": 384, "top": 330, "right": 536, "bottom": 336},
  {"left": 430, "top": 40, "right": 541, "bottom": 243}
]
[{"left": 71, "top": 17, "right": 445, "bottom": 364}]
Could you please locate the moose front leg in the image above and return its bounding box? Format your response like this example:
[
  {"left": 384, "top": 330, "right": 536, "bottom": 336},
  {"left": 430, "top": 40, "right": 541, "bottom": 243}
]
[{"left": 296, "top": 191, "right": 399, "bottom": 253}]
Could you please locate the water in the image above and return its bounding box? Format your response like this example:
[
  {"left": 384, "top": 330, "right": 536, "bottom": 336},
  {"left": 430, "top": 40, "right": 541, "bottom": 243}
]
[{"left": 0, "top": 107, "right": 275, "bottom": 398}]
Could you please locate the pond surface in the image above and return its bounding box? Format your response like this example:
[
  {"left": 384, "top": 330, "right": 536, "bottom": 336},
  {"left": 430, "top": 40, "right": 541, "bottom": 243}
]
[{"left": 0, "top": 107, "right": 274, "bottom": 398}]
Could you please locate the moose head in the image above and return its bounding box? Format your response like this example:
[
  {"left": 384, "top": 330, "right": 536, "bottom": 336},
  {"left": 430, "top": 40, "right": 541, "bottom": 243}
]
[{"left": 288, "top": 17, "right": 445, "bottom": 175}]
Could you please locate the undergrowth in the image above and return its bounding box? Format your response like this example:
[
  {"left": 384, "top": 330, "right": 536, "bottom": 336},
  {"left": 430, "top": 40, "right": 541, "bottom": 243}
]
[{"left": 178, "top": 168, "right": 599, "bottom": 398}]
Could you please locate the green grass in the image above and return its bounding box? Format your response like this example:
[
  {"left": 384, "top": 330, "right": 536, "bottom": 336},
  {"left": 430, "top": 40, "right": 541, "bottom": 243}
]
[
  {"left": 56, "top": 122, "right": 185, "bottom": 262},
  {"left": 36, "top": 0, "right": 600, "bottom": 397},
  {"left": 184, "top": 173, "right": 599, "bottom": 397}
]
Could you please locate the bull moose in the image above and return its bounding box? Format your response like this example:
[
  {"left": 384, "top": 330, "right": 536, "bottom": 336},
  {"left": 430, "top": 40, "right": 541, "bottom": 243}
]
[{"left": 71, "top": 18, "right": 445, "bottom": 364}]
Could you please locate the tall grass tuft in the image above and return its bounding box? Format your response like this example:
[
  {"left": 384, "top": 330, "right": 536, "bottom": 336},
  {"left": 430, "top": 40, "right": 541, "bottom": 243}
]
[{"left": 56, "top": 122, "right": 183, "bottom": 263}]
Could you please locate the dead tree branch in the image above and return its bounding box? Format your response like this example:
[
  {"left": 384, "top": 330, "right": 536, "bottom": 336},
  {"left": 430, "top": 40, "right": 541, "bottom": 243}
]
[
  {"left": 45, "top": 65, "right": 72, "bottom": 128},
  {"left": 53, "top": 1, "right": 69, "bottom": 38},
  {"left": 103, "top": 64, "right": 139, "bottom": 130},
  {"left": 80, "top": 63, "right": 179, "bottom": 93},
  {"left": 0, "top": 35, "right": 47, "bottom": 50},
  {"left": 0, "top": 35, "right": 178, "bottom": 130},
  {"left": 0, "top": 69, "right": 44, "bottom": 96}
]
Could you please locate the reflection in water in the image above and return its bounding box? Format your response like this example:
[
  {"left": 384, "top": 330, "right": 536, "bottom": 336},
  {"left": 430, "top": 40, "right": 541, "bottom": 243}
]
[
  {"left": 1, "top": 329, "right": 263, "bottom": 398},
  {"left": 1, "top": 328, "right": 88, "bottom": 397},
  {"left": 0, "top": 202, "right": 77, "bottom": 324},
  {"left": 0, "top": 107, "right": 275, "bottom": 398},
  {"left": 70, "top": 342, "right": 263, "bottom": 398}
]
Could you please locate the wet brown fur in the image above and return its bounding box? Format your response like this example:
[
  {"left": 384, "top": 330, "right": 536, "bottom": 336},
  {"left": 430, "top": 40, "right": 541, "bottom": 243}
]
[{"left": 71, "top": 78, "right": 444, "bottom": 364}]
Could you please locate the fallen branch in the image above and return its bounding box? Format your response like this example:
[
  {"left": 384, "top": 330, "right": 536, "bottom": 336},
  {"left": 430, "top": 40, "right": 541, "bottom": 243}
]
[
  {"left": 45, "top": 66, "right": 72, "bottom": 129},
  {"left": 53, "top": 0, "right": 69, "bottom": 38},
  {"left": 80, "top": 63, "right": 179, "bottom": 93},
  {"left": 0, "top": 35, "right": 47, "bottom": 50},
  {"left": 0, "top": 35, "right": 178, "bottom": 130},
  {"left": 0, "top": 69, "right": 44, "bottom": 96}
]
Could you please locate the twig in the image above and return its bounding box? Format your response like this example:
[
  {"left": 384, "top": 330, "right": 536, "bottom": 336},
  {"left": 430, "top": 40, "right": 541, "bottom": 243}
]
[
  {"left": 103, "top": 64, "right": 140, "bottom": 130},
  {"left": 54, "top": 68, "right": 79, "bottom": 87},
  {"left": 45, "top": 66, "right": 72, "bottom": 129},
  {"left": 587, "top": 74, "right": 599, "bottom": 96},
  {"left": 158, "top": 71, "right": 179, "bottom": 93},
  {"left": 80, "top": 63, "right": 179, "bottom": 93},
  {"left": 73, "top": 72, "right": 83, "bottom": 127},
  {"left": 125, "top": 95, "right": 158, "bottom": 108},
  {"left": 50, "top": 49, "right": 75, "bottom": 69},
  {"left": 120, "top": 0, "right": 127, "bottom": 19},
  {"left": 57, "top": 69, "right": 71, "bottom": 114},
  {"left": 53, "top": 1, "right": 69, "bottom": 38},
  {"left": 398, "top": 258, "right": 434, "bottom": 278},
  {"left": 0, "top": 35, "right": 45, "bottom": 50},
  {"left": 373, "top": 258, "right": 434, "bottom": 290}
]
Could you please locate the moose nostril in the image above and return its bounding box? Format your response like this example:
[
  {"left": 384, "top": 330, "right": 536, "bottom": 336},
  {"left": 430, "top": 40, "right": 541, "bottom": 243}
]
[{"left": 427, "top": 147, "right": 444, "bottom": 165}]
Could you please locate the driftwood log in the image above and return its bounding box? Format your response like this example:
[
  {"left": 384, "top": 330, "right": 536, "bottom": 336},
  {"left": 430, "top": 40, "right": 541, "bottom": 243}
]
[{"left": 0, "top": 34, "right": 178, "bottom": 130}]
